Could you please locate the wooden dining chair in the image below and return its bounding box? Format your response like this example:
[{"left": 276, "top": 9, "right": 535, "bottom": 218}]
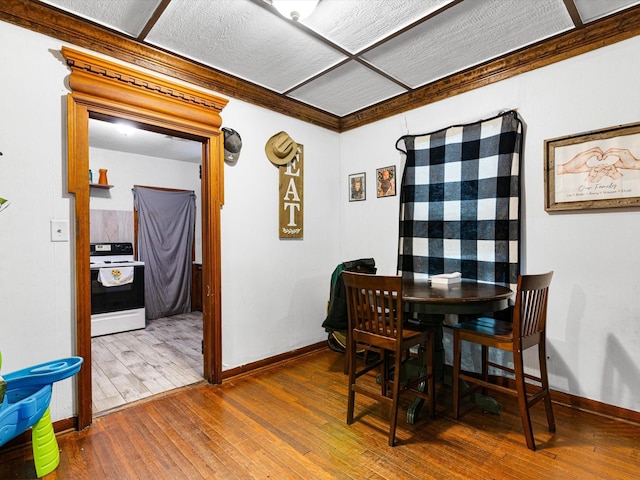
[
  {"left": 343, "top": 272, "right": 436, "bottom": 447},
  {"left": 452, "top": 271, "right": 555, "bottom": 451}
]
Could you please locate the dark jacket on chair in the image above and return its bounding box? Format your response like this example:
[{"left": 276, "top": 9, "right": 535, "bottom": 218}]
[{"left": 322, "top": 258, "right": 376, "bottom": 332}]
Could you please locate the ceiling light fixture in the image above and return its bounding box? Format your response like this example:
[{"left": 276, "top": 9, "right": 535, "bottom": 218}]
[
  {"left": 271, "top": 0, "right": 319, "bottom": 21},
  {"left": 116, "top": 123, "right": 136, "bottom": 136}
]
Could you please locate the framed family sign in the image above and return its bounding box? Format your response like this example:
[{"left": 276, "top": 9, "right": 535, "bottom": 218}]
[{"left": 544, "top": 121, "right": 640, "bottom": 211}]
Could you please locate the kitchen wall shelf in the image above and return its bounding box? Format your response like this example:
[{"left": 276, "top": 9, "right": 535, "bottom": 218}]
[{"left": 90, "top": 183, "right": 113, "bottom": 189}]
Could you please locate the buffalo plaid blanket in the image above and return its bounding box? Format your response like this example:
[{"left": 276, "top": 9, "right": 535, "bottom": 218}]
[{"left": 395, "top": 110, "right": 522, "bottom": 293}]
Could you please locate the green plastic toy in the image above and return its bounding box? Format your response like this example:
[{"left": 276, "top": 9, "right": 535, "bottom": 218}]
[{"left": 0, "top": 352, "right": 83, "bottom": 477}]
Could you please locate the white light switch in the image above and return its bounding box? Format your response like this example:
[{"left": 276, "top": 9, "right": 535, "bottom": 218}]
[{"left": 51, "top": 219, "right": 69, "bottom": 242}]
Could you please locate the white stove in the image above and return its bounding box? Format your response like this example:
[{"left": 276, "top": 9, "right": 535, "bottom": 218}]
[
  {"left": 90, "top": 243, "right": 145, "bottom": 269},
  {"left": 90, "top": 243, "right": 146, "bottom": 337}
]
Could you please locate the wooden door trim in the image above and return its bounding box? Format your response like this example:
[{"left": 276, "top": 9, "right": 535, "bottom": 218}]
[{"left": 63, "top": 47, "right": 227, "bottom": 429}]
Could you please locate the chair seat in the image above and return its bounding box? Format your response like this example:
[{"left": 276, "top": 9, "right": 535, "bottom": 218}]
[
  {"left": 353, "top": 326, "right": 429, "bottom": 351},
  {"left": 358, "top": 318, "right": 431, "bottom": 342},
  {"left": 454, "top": 317, "right": 513, "bottom": 337}
]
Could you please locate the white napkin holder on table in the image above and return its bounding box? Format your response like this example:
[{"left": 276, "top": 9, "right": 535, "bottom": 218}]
[{"left": 430, "top": 272, "right": 461, "bottom": 286}]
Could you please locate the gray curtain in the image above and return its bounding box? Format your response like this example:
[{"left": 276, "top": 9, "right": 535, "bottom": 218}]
[{"left": 133, "top": 186, "right": 196, "bottom": 320}]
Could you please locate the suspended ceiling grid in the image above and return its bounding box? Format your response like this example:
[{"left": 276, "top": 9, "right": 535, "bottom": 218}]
[{"left": 35, "top": 0, "right": 640, "bottom": 119}]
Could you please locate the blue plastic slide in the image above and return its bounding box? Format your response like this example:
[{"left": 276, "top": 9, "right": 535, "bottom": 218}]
[{"left": 0, "top": 354, "right": 83, "bottom": 477}]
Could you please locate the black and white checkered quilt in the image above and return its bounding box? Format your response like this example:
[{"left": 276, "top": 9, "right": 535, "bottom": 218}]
[{"left": 395, "top": 110, "right": 522, "bottom": 292}]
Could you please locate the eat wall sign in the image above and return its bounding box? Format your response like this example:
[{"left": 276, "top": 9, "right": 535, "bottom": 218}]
[
  {"left": 265, "top": 131, "right": 304, "bottom": 239},
  {"left": 279, "top": 145, "right": 303, "bottom": 239}
]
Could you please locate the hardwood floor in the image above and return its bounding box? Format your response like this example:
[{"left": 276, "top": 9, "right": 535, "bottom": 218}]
[
  {"left": 2, "top": 348, "right": 639, "bottom": 479},
  {"left": 92, "top": 312, "right": 203, "bottom": 414}
]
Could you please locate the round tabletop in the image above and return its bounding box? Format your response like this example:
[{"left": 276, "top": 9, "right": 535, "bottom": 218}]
[{"left": 402, "top": 279, "right": 513, "bottom": 315}]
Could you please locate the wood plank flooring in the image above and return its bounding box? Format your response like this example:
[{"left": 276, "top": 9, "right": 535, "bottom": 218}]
[
  {"left": 92, "top": 312, "right": 203, "bottom": 414},
  {"left": 2, "top": 348, "right": 640, "bottom": 479}
]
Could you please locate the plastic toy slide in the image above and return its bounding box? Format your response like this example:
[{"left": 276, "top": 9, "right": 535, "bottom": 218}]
[{"left": 0, "top": 353, "right": 83, "bottom": 477}]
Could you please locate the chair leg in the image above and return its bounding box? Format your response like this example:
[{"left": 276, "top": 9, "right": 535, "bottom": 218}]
[
  {"left": 538, "top": 341, "right": 556, "bottom": 433},
  {"left": 381, "top": 351, "right": 390, "bottom": 398},
  {"left": 452, "top": 330, "right": 461, "bottom": 420},
  {"left": 344, "top": 331, "right": 350, "bottom": 375},
  {"left": 481, "top": 345, "right": 489, "bottom": 397},
  {"left": 346, "top": 339, "right": 358, "bottom": 425},
  {"left": 514, "top": 348, "right": 536, "bottom": 451},
  {"left": 426, "top": 334, "right": 436, "bottom": 419},
  {"left": 343, "top": 355, "right": 349, "bottom": 375},
  {"left": 388, "top": 350, "right": 403, "bottom": 447}
]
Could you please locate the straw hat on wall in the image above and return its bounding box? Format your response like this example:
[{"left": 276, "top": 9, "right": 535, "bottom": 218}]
[{"left": 265, "top": 131, "right": 298, "bottom": 166}]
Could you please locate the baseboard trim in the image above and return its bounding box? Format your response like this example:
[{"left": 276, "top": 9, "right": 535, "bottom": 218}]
[
  {"left": 550, "top": 389, "right": 640, "bottom": 424},
  {"left": 221, "top": 341, "right": 327, "bottom": 380},
  {"left": 486, "top": 374, "right": 640, "bottom": 425}
]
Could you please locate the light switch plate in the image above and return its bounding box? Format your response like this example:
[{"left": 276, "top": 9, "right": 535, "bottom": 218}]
[{"left": 51, "top": 219, "right": 69, "bottom": 242}]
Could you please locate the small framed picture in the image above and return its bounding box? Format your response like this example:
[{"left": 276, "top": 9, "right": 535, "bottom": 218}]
[
  {"left": 376, "top": 165, "right": 396, "bottom": 198},
  {"left": 349, "top": 172, "right": 366, "bottom": 201}
]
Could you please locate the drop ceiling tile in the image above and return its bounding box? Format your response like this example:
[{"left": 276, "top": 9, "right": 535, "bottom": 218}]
[
  {"left": 302, "top": 0, "right": 455, "bottom": 53},
  {"left": 29, "top": 0, "right": 640, "bottom": 121},
  {"left": 573, "top": 0, "right": 640, "bottom": 22},
  {"left": 287, "top": 61, "right": 407, "bottom": 116},
  {"left": 145, "top": 0, "right": 346, "bottom": 93},
  {"left": 363, "top": 0, "right": 574, "bottom": 88},
  {"left": 39, "top": 0, "right": 161, "bottom": 37}
]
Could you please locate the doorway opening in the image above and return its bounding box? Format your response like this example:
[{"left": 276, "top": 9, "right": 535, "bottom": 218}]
[
  {"left": 64, "top": 46, "right": 228, "bottom": 429},
  {"left": 89, "top": 119, "right": 206, "bottom": 414}
]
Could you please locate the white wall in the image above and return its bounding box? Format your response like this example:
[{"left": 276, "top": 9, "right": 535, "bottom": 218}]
[
  {"left": 219, "top": 102, "right": 341, "bottom": 368},
  {"left": 89, "top": 147, "right": 201, "bottom": 212},
  {"left": 0, "top": 21, "right": 341, "bottom": 421},
  {"left": 1, "top": 18, "right": 638, "bottom": 421},
  {"left": 341, "top": 36, "right": 640, "bottom": 413},
  {"left": 0, "top": 22, "right": 77, "bottom": 420}
]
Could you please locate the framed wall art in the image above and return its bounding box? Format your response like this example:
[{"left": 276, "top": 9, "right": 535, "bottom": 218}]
[
  {"left": 376, "top": 165, "right": 396, "bottom": 198},
  {"left": 544, "top": 121, "right": 640, "bottom": 211},
  {"left": 349, "top": 172, "right": 365, "bottom": 202}
]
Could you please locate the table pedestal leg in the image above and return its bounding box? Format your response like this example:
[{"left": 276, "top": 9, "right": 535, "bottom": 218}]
[
  {"left": 405, "top": 315, "right": 501, "bottom": 423},
  {"left": 406, "top": 314, "right": 442, "bottom": 424}
]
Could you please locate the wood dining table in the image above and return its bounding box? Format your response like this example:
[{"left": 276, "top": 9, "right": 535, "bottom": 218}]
[
  {"left": 400, "top": 278, "right": 514, "bottom": 423},
  {"left": 402, "top": 278, "right": 513, "bottom": 316}
]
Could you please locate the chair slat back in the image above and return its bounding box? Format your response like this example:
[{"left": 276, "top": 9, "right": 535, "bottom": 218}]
[
  {"left": 343, "top": 272, "right": 403, "bottom": 340},
  {"left": 513, "top": 272, "right": 553, "bottom": 339}
]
